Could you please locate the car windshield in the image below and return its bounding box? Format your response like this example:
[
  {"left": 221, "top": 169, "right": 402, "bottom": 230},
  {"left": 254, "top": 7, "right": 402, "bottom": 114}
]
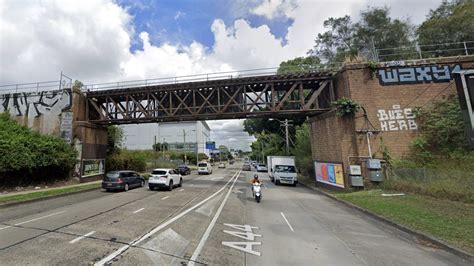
[
  {"left": 198, "top": 163, "right": 207, "bottom": 167},
  {"left": 152, "top": 170, "right": 167, "bottom": 175},
  {"left": 259, "top": 164, "right": 266, "bottom": 167},
  {"left": 178, "top": 165, "right": 187, "bottom": 168},
  {"left": 275, "top": 165, "right": 296, "bottom": 173}
]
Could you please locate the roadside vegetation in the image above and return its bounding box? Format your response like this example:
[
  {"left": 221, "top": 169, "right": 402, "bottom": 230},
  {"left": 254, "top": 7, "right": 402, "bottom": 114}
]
[
  {"left": 335, "top": 190, "right": 474, "bottom": 254},
  {"left": 381, "top": 95, "right": 474, "bottom": 203},
  {"left": 0, "top": 112, "right": 77, "bottom": 188},
  {"left": 0, "top": 182, "right": 101, "bottom": 205}
]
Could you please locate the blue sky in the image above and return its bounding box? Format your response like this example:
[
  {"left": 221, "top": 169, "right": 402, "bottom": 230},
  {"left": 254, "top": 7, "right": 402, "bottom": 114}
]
[{"left": 117, "top": 0, "right": 293, "bottom": 51}]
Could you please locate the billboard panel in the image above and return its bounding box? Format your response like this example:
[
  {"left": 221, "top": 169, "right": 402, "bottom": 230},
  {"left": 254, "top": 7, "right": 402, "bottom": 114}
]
[{"left": 314, "top": 161, "right": 345, "bottom": 188}]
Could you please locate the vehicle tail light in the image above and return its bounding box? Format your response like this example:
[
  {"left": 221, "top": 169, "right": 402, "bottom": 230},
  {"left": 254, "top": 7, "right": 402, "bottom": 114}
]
[
  {"left": 117, "top": 178, "right": 124, "bottom": 183},
  {"left": 160, "top": 175, "right": 168, "bottom": 179}
]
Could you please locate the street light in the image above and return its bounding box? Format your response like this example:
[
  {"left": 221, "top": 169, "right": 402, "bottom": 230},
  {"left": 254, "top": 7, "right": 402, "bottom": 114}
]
[
  {"left": 183, "top": 129, "right": 196, "bottom": 165},
  {"left": 269, "top": 118, "right": 293, "bottom": 155}
]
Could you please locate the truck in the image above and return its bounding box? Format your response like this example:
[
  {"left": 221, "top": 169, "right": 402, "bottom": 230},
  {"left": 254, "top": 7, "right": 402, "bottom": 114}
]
[{"left": 267, "top": 156, "right": 297, "bottom": 186}]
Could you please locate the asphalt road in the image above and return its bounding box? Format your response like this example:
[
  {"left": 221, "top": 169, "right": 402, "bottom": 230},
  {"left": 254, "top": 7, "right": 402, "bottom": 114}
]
[{"left": 0, "top": 164, "right": 470, "bottom": 265}]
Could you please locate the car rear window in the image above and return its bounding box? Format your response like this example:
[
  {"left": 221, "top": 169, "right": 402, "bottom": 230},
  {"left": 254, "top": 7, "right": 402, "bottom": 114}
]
[
  {"left": 105, "top": 172, "right": 120, "bottom": 181},
  {"left": 152, "top": 170, "right": 167, "bottom": 175},
  {"left": 259, "top": 164, "right": 266, "bottom": 167},
  {"left": 198, "top": 163, "right": 207, "bottom": 167}
]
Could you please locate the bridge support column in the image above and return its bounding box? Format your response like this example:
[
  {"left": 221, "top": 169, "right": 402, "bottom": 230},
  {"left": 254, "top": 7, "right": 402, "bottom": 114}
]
[{"left": 72, "top": 89, "right": 108, "bottom": 182}]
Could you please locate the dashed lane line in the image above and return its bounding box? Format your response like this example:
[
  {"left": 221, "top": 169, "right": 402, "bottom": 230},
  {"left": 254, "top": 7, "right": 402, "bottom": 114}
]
[
  {"left": 133, "top": 208, "right": 145, "bottom": 214},
  {"left": 161, "top": 196, "right": 170, "bottom": 200},
  {"left": 0, "top": 211, "right": 66, "bottom": 231},
  {"left": 69, "top": 231, "right": 96, "bottom": 244},
  {"left": 280, "top": 212, "right": 294, "bottom": 232}
]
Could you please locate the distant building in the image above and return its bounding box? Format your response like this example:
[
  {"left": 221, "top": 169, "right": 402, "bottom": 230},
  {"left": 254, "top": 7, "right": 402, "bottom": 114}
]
[{"left": 121, "top": 121, "right": 211, "bottom": 155}]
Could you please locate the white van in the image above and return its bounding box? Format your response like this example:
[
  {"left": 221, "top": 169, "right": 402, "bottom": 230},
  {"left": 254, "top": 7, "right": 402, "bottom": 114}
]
[{"left": 198, "top": 162, "right": 213, "bottom": 175}]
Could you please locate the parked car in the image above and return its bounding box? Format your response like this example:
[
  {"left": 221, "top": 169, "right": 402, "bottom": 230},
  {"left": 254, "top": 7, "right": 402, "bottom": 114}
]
[
  {"left": 256, "top": 164, "right": 268, "bottom": 172},
  {"left": 218, "top": 162, "right": 226, "bottom": 168},
  {"left": 102, "top": 171, "right": 145, "bottom": 192},
  {"left": 242, "top": 163, "right": 251, "bottom": 171},
  {"left": 229, "top": 160, "right": 235, "bottom": 165},
  {"left": 198, "top": 162, "right": 213, "bottom": 175},
  {"left": 148, "top": 168, "right": 182, "bottom": 191},
  {"left": 176, "top": 165, "right": 191, "bottom": 175}
]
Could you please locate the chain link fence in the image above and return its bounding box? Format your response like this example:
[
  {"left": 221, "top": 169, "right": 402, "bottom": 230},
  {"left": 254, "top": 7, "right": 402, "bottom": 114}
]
[{"left": 384, "top": 166, "right": 474, "bottom": 203}]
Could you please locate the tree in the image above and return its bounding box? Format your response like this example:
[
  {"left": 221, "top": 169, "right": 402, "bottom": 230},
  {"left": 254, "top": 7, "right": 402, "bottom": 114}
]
[
  {"left": 354, "top": 7, "right": 415, "bottom": 61},
  {"left": 417, "top": 0, "right": 474, "bottom": 57},
  {"left": 291, "top": 122, "right": 313, "bottom": 176},
  {"left": 107, "top": 126, "right": 124, "bottom": 155},
  {"left": 309, "top": 15, "right": 357, "bottom": 64},
  {"left": 277, "top": 56, "right": 322, "bottom": 75}
]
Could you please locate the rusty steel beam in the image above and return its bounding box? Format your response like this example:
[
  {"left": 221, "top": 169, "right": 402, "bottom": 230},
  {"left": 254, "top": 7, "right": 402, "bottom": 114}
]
[{"left": 85, "top": 73, "right": 333, "bottom": 124}]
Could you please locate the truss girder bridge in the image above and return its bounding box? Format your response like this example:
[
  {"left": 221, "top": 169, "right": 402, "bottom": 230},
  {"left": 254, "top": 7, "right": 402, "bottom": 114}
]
[{"left": 85, "top": 73, "right": 335, "bottom": 124}]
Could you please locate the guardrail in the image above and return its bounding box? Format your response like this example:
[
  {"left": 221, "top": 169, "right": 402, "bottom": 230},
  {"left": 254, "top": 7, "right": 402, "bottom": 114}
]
[{"left": 82, "top": 67, "right": 280, "bottom": 92}]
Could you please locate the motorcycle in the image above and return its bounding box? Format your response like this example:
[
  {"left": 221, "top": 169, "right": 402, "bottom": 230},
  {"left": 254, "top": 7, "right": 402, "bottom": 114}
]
[{"left": 253, "top": 183, "right": 262, "bottom": 203}]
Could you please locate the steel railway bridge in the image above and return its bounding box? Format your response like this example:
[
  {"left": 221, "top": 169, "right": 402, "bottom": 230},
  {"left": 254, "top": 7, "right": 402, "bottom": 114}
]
[{"left": 84, "top": 70, "right": 335, "bottom": 124}]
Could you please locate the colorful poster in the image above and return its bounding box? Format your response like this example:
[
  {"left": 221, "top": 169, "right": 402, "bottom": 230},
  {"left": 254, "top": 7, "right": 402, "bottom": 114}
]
[
  {"left": 321, "top": 163, "right": 328, "bottom": 181},
  {"left": 334, "top": 164, "right": 344, "bottom": 186},
  {"left": 327, "top": 165, "right": 335, "bottom": 183},
  {"left": 314, "top": 161, "right": 345, "bottom": 188}
]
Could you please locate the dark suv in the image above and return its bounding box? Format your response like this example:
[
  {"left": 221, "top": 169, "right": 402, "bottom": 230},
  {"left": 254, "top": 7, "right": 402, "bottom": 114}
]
[
  {"left": 102, "top": 171, "right": 145, "bottom": 192},
  {"left": 176, "top": 165, "right": 191, "bottom": 175}
]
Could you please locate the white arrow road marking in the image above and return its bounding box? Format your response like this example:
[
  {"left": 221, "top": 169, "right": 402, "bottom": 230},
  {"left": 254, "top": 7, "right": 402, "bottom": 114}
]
[
  {"left": 69, "top": 231, "right": 95, "bottom": 244},
  {"left": 133, "top": 208, "right": 145, "bottom": 214},
  {"left": 280, "top": 212, "right": 294, "bottom": 232},
  {"left": 95, "top": 169, "right": 241, "bottom": 266},
  {"left": 0, "top": 211, "right": 66, "bottom": 230},
  {"left": 188, "top": 170, "right": 241, "bottom": 265}
]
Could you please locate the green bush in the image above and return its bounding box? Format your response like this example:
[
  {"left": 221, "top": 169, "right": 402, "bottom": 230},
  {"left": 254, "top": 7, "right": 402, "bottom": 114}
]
[
  {"left": 106, "top": 150, "right": 147, "bottom": 172},
  {"left": 0, "top": 112, "right": 77, "bottom": 186}
]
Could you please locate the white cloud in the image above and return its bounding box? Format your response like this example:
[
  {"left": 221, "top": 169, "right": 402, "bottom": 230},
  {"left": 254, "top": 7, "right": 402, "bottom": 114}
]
[
  {"left": 174, "top": 11, "right": 186, "bottom": 20},
  {"left": 250, "top": 0, "right": 296, "bottom": 20},
  {"left": 0, "top": 0, "right": 442, "bottom": 150},
  {"left": 208, "top": 120, "right": 255, "bottom": 151}
]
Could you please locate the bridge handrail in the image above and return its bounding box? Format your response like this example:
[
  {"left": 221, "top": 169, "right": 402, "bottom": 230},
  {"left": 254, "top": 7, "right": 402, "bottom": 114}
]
[
  {"left": 0, "top": 80, "right": 64, "bottom": 93},
  {"left": 83, "top": 67, "right": 280, "bottom": 91}
]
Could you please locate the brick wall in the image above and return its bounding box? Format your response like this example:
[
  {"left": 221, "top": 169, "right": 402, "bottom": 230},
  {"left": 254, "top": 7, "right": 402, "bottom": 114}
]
[{"left": 310, "top": 56, "right": 474, "bottom": 188}]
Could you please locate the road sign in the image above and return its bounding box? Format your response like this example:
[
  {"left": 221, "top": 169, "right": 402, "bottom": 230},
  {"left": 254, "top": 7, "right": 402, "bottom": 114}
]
[{"left": 206, "top": 141, "right": 215, "bottom": 150}]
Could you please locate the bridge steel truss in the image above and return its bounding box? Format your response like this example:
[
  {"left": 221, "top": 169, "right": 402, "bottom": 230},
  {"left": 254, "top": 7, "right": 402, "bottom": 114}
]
[{"left": 85, "top": 73, "right": 335, "bottom": 124}]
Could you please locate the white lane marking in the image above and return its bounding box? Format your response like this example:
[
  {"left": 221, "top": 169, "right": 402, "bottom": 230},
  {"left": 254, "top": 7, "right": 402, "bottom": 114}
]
[
  {"left": 0, "top": 211, "right": 66, "bottom": 230},
  {"left": 95, "top": 170, "right": 241, "bottom": 266},
  {"left": 190, "top": 184, "right": 195, "bottom": 187},
  {"left": 161, "top": 196, "right": 170, "bottom": 200},
  {"left": 69, "top": 231, "right": 96, "bottom": 244},
  {"left": 280, "top": 212, "right": 294, "bottom": 232},
  {"left": 188, "top": 170, "right": 241, "bottom": 265},
  {"left": 222, "top": 242, "right": 262, "bottom": 256},
  {"left": 179, "top": 189, "right": 184, "bottom": 192},
  {"left": 133, "top": 208, "right": 145, "bottom": 214}
]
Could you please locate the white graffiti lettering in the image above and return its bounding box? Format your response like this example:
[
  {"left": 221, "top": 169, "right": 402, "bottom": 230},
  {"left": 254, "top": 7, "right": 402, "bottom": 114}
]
[
  {"left": 377, "top": 105, "right": 417, "bottom": 132},
  {"left": 377, "top": 64, "right": 461, "bottom": 86}
]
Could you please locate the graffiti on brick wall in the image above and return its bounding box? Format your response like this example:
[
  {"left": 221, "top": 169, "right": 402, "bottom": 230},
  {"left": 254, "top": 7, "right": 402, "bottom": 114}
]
[
  {"left": 377, "top": 105, "right": 417, "bottom": 131},
  {"left": 377, "top": 64, "right": 461, "bottom": 86},
  {"left": 0, "top": 89, "right": 72, "bottom": 117}
]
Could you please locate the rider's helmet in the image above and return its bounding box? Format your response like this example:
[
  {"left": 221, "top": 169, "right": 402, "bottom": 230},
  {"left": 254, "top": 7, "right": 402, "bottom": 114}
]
[{"left": 254, "top": 174, "right": 259, "bottom": 179}]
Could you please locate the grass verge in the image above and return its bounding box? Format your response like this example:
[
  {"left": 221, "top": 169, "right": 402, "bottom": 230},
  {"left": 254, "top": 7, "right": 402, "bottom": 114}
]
[
  {"left": 334, "top": 189, "right": 474, "bottom": 254},
  {"left": 0, "top": 183, "right": 101, "bottom": 205}
]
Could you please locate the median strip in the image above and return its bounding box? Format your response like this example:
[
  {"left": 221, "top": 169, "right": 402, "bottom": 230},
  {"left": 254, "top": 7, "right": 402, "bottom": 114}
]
[{"left": 0, "top": 182, "right": 101, "bottom": 206}]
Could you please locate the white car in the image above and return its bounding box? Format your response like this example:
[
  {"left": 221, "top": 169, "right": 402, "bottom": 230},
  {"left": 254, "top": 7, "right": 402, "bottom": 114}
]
[
  {"left": 148, "top": 168, "right": 182, "bottom": 191},
  {"left": 256, "top": 164, "right": 268, "bottom": 172},
  {"left": 218, "top": 162, "right": 226, "bottom": 168},
  {"left": 198, "top": 162, "right": 213, "bottom": 175}
]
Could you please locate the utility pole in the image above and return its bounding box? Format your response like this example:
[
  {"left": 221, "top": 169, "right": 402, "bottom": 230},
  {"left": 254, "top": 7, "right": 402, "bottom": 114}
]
[
  {"left": 284, "top": 119, "right": 289, "bottom": 155},
  {"left": 183, "top": 129, "right": 187, "bottom": 165}
]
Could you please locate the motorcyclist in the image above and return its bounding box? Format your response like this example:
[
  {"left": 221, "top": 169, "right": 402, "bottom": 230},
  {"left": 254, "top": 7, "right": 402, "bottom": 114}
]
[{"left": 250, "top": 174, "right": 261, "bottom": 196}]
